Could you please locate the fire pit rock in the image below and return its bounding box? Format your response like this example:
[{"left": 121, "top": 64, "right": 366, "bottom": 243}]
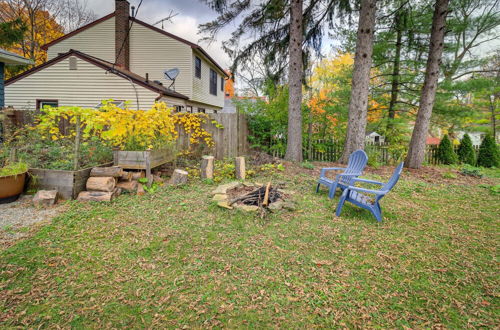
[{"left": 211, "top": 181, "right": 296, "bottom": 212}]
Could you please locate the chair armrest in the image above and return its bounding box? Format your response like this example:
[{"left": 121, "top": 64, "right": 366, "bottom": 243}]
[
  {"left": 345, "top": 185, "right": 387, "bottom": 195},
  {"left": 320, "top": 167, "right": 346, "bottom": 177},
  {"left": 350, "top": 178, "right": 383, "bottom": 185}
]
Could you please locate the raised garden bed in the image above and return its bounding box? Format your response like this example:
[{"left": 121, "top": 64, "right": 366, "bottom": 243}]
[
  {"left": 29, "top": 162, "right": 113, "bottom": 200},
  {"left": 113, "top": 149, "right": 175, "bottom": 185}
]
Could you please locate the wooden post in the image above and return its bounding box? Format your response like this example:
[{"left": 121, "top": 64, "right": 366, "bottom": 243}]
[
  {"left": 200, "top": 155, "right": 214, "bottom": 179},
  {"left": 73, "top": 116, "right": 81, "bottom": 171},
  {"left": 235, "top": 156, "right": 246, "bottom": 180},
  {"left": 145, "top": 151, "right": 152, "bottom": 187}
]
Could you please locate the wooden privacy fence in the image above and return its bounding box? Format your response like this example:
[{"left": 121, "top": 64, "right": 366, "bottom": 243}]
[
  {"left": 271, "top": 139, "right": 478, "bottom": 165},
  {"left": 1, "top": 109, "right": 249, "bottom": 159}
]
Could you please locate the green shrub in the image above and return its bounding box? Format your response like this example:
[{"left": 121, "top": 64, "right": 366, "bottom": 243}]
[
  {"left": 477, "top": 134, "right": 499, "bottom": 168},
  {"left": 460, "top": 165, "right": 483, "bottom": 178},
  {"left": 457, "top": 133, "right": 476, "bottom": 165},
  {"left": 0, "top": 162, "right": 28, "bottom": 177},
  {"left": 436, "top": 135, "right": 458, "bottom": 165}
]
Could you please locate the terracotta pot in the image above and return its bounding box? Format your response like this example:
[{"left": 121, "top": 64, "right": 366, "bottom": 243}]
[{"left": 0, "top": 172, "right": 26, "bottom": 204}]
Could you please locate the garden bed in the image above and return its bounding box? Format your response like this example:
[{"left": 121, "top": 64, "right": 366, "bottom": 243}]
[{"left": 29, "top": 162, "right": 113, "bottom": 200}]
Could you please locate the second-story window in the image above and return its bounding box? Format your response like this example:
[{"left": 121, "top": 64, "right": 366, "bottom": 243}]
[
  {"left": 209, "top": 69, "right": 217, "bottom": 96},
  {"left": 195, "top": 57, "right": 201, "bottom": 78},
  {"left": 220, "top": 77, "right": 224, "bottom": 92}
]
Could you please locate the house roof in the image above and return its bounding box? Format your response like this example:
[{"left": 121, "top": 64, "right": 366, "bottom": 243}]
[
  {"left": 5, "top": 49, "right": 189, "bottom": 100},
  {"left": 0, "top": 48, "right": 34, "bottom": 66},
  {"left": 40, "top": 13, "right": 228, "bottom": 77},
  {"left": 426, "top": 137, "right": 441, "bottom": 145}
]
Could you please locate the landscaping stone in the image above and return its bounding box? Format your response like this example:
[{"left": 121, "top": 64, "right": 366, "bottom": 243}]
[
  {"left": 268, "top": 200, "right": 285, "bottom": 210},
  {"left": 235, "top": 204, "right": 259, "bottom": 212},
  {"left": 212, "top": 194, "right": 228, "bottom": 202},
  {"left": 33, "top": 190, "right": 58, "bottom": 208},
  {"left": 211, "top": 181, "right": 242, "bottom": 195},
  {"left": 217, "top": 201, "right": 233, "bottom": 209}
]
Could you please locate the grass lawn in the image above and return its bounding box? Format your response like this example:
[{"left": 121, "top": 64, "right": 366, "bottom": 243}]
[{"left": 1, "top": 163, "right": 499, "bottom": 328}]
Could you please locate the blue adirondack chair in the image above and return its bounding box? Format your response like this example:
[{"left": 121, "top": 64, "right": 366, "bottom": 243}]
[
  {"left": 316, "top": 149, "right": 368, "bottom": 199},
  {"left": 335, "top": 162, "right": 404, "bottom": 222}
]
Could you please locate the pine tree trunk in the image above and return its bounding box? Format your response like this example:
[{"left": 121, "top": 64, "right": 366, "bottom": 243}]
[
  {"left": 405, "top": 0, "right": 449, "bottom": 169},
  {"left": 340, "top": 0, "right": 377, "bottom": 163},
  {"left": 386, "top": 11, "right": 403, "bottom": 137},
  {"left": 285, "top": 0, "right": 304, "bottom": 162}
]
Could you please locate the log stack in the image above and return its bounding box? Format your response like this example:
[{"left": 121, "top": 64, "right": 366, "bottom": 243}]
[{"left": 77, "top": 166, "right": 123, "bottom": 202}]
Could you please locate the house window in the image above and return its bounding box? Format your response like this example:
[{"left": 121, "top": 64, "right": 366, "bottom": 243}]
[
  {"left": 209, "top": 69, "right": 217, "bottom": 96},
  {"left": 36, "top": 99, "right": 58, "bottom": 112},
  {"left": 195, "top": 57, "right": 201, "bottom": 78},
  {"left": 186, "top": 106, "right": 193, "bottom": 113},
  {"left": 198, "top": 107, "right": 206, "bottom": 113},
  {"left": 220, "top": 77, "right": 224, "bottom": 92}
]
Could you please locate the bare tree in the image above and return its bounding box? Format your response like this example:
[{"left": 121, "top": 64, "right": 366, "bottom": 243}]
[
  {"left": 405, "top": 0, "right": 450, "bottom": 169},
  {"left": 340, "top": 0, "right": 378, "bottom": 163},
  {"left": 56, "top": 0, "right": 96, "bottom": 33}
]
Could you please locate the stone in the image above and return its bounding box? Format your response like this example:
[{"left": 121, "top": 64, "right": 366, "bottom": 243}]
[
  {"left": 277, "top": 189, "right": 296, "bottom": 195},
  {"left": 242, "top": 181, "right": 257, "bottom": 187},
  {"left": 211, "top": 181, "right": 242, "bottom": 195},
  {"left": 268, "top": 200, "right": 285, "bottom": 210},
  {"left": 283, "top": 201, "right": 298, "bottom": 211},
  {"left": 236, "top": 204, "right": 259, "bottom": 212},
  {"left": 33, "top": 190, "right": 58, "bottom": 207},
  {"left": 217, "top": 201, "right": 233, "bottom": 209},
  {"left": 212, "top": 194, "right": 228, "bottom": 202}
]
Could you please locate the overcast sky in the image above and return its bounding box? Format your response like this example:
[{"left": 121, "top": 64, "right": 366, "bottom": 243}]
[{"left": 85, "top": 0, "right": 234, "bottom": 68}]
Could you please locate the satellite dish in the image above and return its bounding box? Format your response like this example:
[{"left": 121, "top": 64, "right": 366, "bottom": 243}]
[{"left": 164, "top": 68, "right": 180, "bottom": 90}]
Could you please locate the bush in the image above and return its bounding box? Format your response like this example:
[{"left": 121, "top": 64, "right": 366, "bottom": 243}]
[
  {"left": 436, "top": 134, "right": 458, "bottom": 165},
  {"left": 457, "top": 133, "right": 476, "bottom": 165},
  {"left": 460, "top": 165, "right": 483, "bottom": 178},
  {"left": 477, "top": 134, "right": 499, "bottom": 168}
]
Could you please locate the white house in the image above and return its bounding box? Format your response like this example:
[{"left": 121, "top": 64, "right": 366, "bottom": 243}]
[
  {"left": 365, "top": 131, "right": 385, "bottom": 144},
  {"left": 5, "top": 0, "right": 227, "bottom": 113}
]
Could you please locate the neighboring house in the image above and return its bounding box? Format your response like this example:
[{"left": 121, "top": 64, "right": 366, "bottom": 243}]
[
  {"left": 365, "top": 132, "right": 385, "bottom": 144},
  {"left": 0, "top": 49, "right": 33, "bottom": 108},
  {"left": 5, "top": 0, "right": 227, "bottom": 113},
  {"left": 455, "top": 131, "right": 486, "bottom": 147},
  {"left": 426, "top": 137, "right": 441, "bottom": 145}
]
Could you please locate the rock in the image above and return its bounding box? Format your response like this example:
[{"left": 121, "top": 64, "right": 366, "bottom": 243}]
[
  {"left": 217, "top": 201, "right": 233, "bottom": 209},
  {"left": 277, "top": 189, "right": 296, "bottom": 195},
  {"left": 236, "top": 204, "right": 259, "bottom": 212},
  {"left": 211, "top": 181, "right": 242, "bottom": 195},
  {"left": 33, "top": 190, "right": 58, "bottom": 207},
  {"left": 268, "top": 200, "right": 285, "bottom": 210},
  {"left": 212, "top": 194, "right": 228, "bottom": 202},
  {"left": 282, "top": 201, "right": 298, "bottom": 211},
  {"left": 242, "top": 181, "right": 257, "bottom": 187}
]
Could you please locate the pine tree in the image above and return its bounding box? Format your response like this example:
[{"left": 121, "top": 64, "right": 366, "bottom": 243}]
[
  {"left": 437, "top": 134, "right": 458, "bottom": 165},
  {"left": 457, "top": 133, "right": 476, "bottom": 165},
  {"left": 477, "top": 134, "right": 499, "bottom": 167}
]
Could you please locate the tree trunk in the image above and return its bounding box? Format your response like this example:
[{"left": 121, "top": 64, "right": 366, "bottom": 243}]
[
  {"left": 340, "top": 0, "right": 378, "bottom": 163},
  {"left": 405, "top": 0, "right": 449, "bottom": 169},
  {"left": 386, "top": 11, "right": 403, "bottom": 136},
  {"left": 284, "top": 0, "right": 304, "bottom": 162}
]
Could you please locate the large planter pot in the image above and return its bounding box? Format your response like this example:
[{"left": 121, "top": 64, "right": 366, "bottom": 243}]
[
  {"left": 0, "top": 172, "right": 27, "bottom": 204},
  {"left": 28, "top": 162, "right": 113, "bottom": 200}
]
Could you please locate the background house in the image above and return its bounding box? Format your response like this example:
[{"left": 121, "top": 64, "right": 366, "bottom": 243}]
[
  {"left": 5, "top": 0, "right": 227, "bottom": 113},
  {"left": 365, "top": 131, "right": 385, "bottom": 144}
]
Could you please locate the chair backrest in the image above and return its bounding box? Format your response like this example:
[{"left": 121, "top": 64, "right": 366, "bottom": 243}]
[
  {"left": 382, "top": 162, "right": 404, "bottom": 192},
  {"left": 345, "top": 149, "right": 368, "bottom": 175}
]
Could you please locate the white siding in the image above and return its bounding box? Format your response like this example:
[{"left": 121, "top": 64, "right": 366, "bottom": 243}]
[
  {"left": 129, "top": 24, "right": 193, "bottom": 98},
  {"left": 192, "top": 51, "right": 225, "bottom": 109},
  {"left": 47, "top": 17, "right": 115, "bottom": 62},
  {"left": 5, "top": 56, "right": 162, "bottom": 110}
]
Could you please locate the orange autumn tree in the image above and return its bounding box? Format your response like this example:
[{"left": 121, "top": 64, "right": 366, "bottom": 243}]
[
  {"left": 224, "top": 70, "right": 235, "bottom": 98},
  {"left": 0, "top": 1, "right": 64, "bottom": 77},
  {"left": 307, "top": 53, "right": 387, "bottom": 141}
]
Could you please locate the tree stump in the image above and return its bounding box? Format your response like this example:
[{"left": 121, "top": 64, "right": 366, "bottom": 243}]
[
  {"left": 169, "top": 169, "right": 188, "bottom": 185},
  {"left": 86, "top": 177, "right": 116, "bottom": 192},
  {"left": 90, "top": 166, "right": 123, "bottom": 177},
  {"left": 235, "top": 156, "right": 246, "bottom": 180},
  {"left": 201, "top": 155, "right": 214, "bottom": 179},
  {"left": 77, "top": 191, "right": 115, "bottom": 202},
  {"left": 137, "top": 184, "right": 145, "bottom": 196}
]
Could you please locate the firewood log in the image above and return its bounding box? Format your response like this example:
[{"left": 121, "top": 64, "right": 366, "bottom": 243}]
[
  {"left": 120, "top": 171, "right": 133, "bottom": 181},
  {"left": 131, "top": 171, "right": 145, "bottom": 180},
  {"left": 235, "top": 156, "right": 246, "bottom": 180},
  {"left": 201, "top": 155, "right": 214, "bottom": 179},
  {"left": 77, "top": 191, "right": 114, "bottom": 202},
  {"left": 86, "top": 177, "right": 116, "bottom": 192},
  {"left": 90, "top": 166, "right": 123, "bottom": 177},
  {"left": 116, "top": 180, "right": 138, "bottom": 192}
]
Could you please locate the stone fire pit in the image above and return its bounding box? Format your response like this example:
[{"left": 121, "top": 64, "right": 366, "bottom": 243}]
[{"left": 212, "top": 181, "right": 297, "bottom": 212}]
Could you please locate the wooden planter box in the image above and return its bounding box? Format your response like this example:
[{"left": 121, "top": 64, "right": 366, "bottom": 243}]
[
  {"left": 28, "top": 163, "right": 113, "bottom": 200},
  {"left": 113, "top": 149, "right": 175, "bottom": 185}
]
